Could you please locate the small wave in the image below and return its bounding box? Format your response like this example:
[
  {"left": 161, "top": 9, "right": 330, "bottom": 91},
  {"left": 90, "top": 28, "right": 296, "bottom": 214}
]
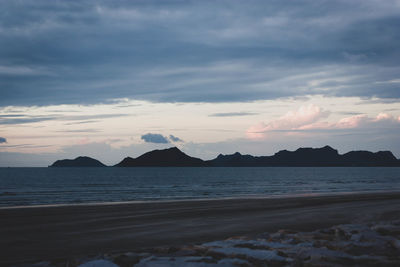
[
  {"left": 79, "top": 183, "right": 113, "bottom": 187},
  {"left": 0, "top": 192, "right": 18, "bottom": 196}
]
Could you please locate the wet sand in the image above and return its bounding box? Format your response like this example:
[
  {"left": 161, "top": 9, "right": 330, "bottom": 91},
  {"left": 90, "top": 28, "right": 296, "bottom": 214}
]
[{"left": 1, "top": 192, "right": 400, "bottom": 265}]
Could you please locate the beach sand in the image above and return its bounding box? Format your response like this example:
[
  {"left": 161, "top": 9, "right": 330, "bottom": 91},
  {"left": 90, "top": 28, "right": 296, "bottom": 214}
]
[{"left": 1, "top": 192, "right": 400, "bottom": 266}]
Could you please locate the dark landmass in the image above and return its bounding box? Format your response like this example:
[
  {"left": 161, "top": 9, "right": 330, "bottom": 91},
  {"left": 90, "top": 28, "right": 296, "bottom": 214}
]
[
  {"left": 50, "top": 146, "right": 400, "bottom": 167},
  {"left": 208, "top": 145, "right": 400, "bottom": 167},
  {"left": 50, "top": 156, "right": 106, "bottom": 167},
  {"left": 115, "top": 147, "right": 207, "bottom": 167}
]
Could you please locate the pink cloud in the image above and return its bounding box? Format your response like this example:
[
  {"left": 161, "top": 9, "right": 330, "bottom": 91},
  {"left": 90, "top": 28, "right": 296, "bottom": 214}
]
[
  {"left": 246, "top": 104, "right": 329, "bottom": 139},
  {"left": 247, "top": 106, "right": 400, "bottom": 139},
  {"left": 335, "top": 113, "right": 399, "bottom": 129},
  {"left": 335, "top": 114, "right": 368, "bottom": 129}
]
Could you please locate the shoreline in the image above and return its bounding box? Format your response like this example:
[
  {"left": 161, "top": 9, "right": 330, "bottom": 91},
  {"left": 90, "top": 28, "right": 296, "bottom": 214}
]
[
  {"left": 2, "top": 189, "right": 400, "bottom": 210},
  {"left": 2, "top": 191, "right": 400, "bottom": 265}
]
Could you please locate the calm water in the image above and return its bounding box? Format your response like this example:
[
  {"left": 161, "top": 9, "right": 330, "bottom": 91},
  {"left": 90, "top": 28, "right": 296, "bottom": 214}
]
[{"left": 0, "top": 167, "right": 399, "bottom": 207}]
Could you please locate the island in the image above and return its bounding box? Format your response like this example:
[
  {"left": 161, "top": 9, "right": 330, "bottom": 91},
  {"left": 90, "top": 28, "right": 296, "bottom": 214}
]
[
  {"left": 115, "top": 147, "right": 206, "bottom": 167},
  {"left": 207, "top": 145, "right": 400, "bottom": 167},
  {"left": 50, "top": 156, "right": 106, "bottom": 167},
  {"left": 49, "top": 146, "right": 400, "bottom": 167}
]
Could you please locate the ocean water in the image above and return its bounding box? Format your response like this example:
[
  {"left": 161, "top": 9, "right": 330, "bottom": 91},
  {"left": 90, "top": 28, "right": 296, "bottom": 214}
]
[{"left": 0, "top": 167, "right": 399, "bottom": 207}]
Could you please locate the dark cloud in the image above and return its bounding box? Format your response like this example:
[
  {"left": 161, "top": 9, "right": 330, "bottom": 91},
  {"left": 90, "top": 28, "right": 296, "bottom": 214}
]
[
  {"left": 0, "top": 137, "right": 6, "bottom": 143},
  {"left": 169, "top": 134, "right": 183, "bottom": 142},
  {"left": 0, "top": 116, "right": 54, "bottom": 125},
  {"left": 141, "top": 133, "right": 170, "bottom": 144},
  {"left": 0, "top": 0, "right": 400, "bottom": 107},
  {"left": 0, "top": 143, "right": 51, "bottom": 148},
  {"left": 0, "top": 113, "right": 128, "bottom": 125},
  {"left": 0, "top": 114, "right": 26, "bottom": 117},
  {"left": 209, "top": 112, "right": 257, "bottom": 117},
  {"left": 64, "top": 120, "right": 100, "bottom": 125}
]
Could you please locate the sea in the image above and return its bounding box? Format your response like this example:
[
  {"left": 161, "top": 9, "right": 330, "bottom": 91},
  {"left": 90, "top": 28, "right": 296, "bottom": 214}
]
[{"left": 0, "top": 167, "right": 399, "bottom": 207}]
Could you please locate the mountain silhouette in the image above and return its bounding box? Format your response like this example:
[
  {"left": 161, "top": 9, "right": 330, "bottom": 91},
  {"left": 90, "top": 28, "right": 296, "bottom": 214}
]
[
  {"left": 207, "top": 145, "right": 340, "bottom": 166},
  {"left": 207, "top": 145, "right": 400, "bottom": 167},
  {"left": 49, "top": 146, "right": 400, "bottom": 167},
  {"left": 208, "top": 152, "right": 259, "bottom": 167},
  {"left": 50, "top": 156, "right": 106, "bottom": 167},
  {"left": 341, "top": 150, "right": 399, "bottom": 166},
  {"left": 115, "top": 147, "right": 207, "bottom": 167}
]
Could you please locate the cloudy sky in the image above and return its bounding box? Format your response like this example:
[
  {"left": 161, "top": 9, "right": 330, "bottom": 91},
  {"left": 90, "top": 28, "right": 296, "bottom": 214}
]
[{"left": 1, "top": 0, "right": 400, "bottom": 166}]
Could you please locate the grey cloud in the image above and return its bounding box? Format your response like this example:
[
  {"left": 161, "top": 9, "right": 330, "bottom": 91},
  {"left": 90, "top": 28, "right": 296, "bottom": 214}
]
[
  {"left": 0, "top": 0, "right": 400, "bottom": 107},
  {"left": 0, "top": 143, "right": 52, "bottom": 148},
  {"left": 249, "top": 114, "right": 400, "bottom": 138},
  {"left": 0, "top": 65, "right": 52, "bottom": 76},
  {"left": 46, "top": 109, "right": 81, "bottom": 113},
  {"left": 337, "top": 111, "right": 363, "bottom": 116},
  {"left": 209, "top": 112, "right": 257, "bottom": 117},
  {"left": 64, "top": 120, "right": 100, "bottom": 125},
  {"left": 0, "top": 116, "right": 54, "bottom": 124},
  {"left": 62, "top": 114, "right": 129, "bottom": 121},
  {"left": 356, "top": 98, "right": 400, "bottom": 105},
  {"left": 384, "top": 108, "right": 400, "bottom": 112},
  {"left": 0, "top": 113, "right": 128, "bottom": 125},
  {"left": 56, "top": 129, "right": 101, "bottom": 133},
  {"left": 0, "top": 114, "right": 26, "bottom": 117},
  {"left": 169, "top": 135, "right": 183, "bottom": 142},
  {"left": 0, "top": 137, "right": 6, "bottom": 143},
  {"left": 141, "top": 133, "right": 170, "bottom": 144}
]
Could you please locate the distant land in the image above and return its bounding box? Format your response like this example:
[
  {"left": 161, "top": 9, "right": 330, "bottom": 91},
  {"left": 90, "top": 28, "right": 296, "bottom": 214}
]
[
  {"left": 116, "top": 147, "right": 206, "bottom": 167},
  {"left": 49, "top": 146, "right": 400, "bottom": 167},
  {"left": 50, "top": 156, "right": 106, "bottom": 167},
  {"left": 208, "top": 146, "right": 400, "bottom": 167}
]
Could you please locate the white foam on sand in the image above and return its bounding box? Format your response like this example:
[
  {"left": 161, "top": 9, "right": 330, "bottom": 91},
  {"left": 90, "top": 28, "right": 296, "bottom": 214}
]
[
  {"left": 211, "top": 247, "right": 288, "bottom": 262},
  {"left": 28, "top": 220, "right": 400, "bottom": 267},
  {"left": 135, "top": 255, "right": 245, "bottom": 267}
]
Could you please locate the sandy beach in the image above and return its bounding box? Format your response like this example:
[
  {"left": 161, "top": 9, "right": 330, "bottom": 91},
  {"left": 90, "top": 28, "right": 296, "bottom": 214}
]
[{"left": 2, "top": 192, "right": 400, "bottom": 266}]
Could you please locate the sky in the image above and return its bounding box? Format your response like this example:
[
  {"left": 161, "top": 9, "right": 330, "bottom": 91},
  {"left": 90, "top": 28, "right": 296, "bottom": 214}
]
[{"left": 0, "top": 0, "right": 400, "bottom": 166}]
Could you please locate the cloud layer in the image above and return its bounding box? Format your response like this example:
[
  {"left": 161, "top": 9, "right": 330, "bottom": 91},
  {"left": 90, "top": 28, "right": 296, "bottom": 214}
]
[
  {"left": 169, "top": 135, "right": 183, "bottom": 142},
  {"left": 209, "top": 112, "right": 257, "bottom": 117},
  {"left": 141, "top": 133, "right": 169, "bottom": 144},
  {"left": 1, "top": 0, "right": 400, "bottom": 106},
  {"left": 247, "top": 105, "right": 400, "bottom": 139},
  {"left": 141, "top": 133, "right": 183, "bottom": 144},
  {"left": 0, "top": 113, "right": 128, "bottom": 125}
]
